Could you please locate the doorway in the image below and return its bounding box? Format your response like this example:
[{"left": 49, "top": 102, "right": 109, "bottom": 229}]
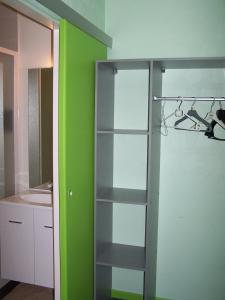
[{"left": 0, "top": 3, "right": 59, "bottom": 300}]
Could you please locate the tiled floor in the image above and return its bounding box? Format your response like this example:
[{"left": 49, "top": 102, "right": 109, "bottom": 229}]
[{"left": 3, "top": 283, "right": 53, "bottom": 300}]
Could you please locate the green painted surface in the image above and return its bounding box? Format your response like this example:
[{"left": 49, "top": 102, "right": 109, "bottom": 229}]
[
  {"left": 59, "top": 19, "right": 107, "bottom": 300},
  {"left": 112, "top": 290, "right": 170, "bottom": 300},
  {"left": 112, "top": 289, "right": 143, "bottom": 300}
]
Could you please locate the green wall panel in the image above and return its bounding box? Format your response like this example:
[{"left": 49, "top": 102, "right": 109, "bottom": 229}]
[{"left": 59, "top": 19, "right": 107, "bottom": 300}]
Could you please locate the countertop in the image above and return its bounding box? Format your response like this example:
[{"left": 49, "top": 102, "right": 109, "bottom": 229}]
[{"left": 0, "top": 190, "right": 53, "bottom": 209}]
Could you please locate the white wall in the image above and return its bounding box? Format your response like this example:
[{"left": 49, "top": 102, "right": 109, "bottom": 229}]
[
  {"left": 106, "top": 0, "right": 225, "bottom": 59},
  {"left": 106, "top": 1, "right": 225, "bottom": 299},
  {"left": 158, "top": 69, "right": 225, "bottom": 300},
  {"left": 15, "top": 14, "right": 52, "bottom": 192},
  {"left": 62, "top": 0, "right": 105, "bottom": 30}
]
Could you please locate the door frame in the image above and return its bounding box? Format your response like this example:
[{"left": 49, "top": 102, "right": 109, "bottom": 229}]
[{"left": 52, "top": 25, "right": 60, "bottom": 300}]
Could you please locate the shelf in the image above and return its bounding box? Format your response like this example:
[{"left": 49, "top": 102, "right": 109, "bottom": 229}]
[
  {"left": 96, "top": 243, "right": 146, "bottom": 271},
  {"left": 97, "top": 129, "right": 149, "bottom": 135},
  {"left": 97, "top": 187, "right": 147, "bottom": 205}
]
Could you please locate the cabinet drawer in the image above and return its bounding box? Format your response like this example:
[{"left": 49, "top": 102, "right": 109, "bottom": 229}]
[
  {"left": 0, "top": 204, "right": 33, "bottom": 226},
  {"left": 34, "top": 208, "right": 53, "bottom": 288},
  {"left": 0, "top": 205, "right": 34, "bottom": 284}
]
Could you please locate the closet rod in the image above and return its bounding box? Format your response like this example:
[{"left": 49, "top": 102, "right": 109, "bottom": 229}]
[{"left": 153, "top": 96, "right": 225, "bottom": 102}]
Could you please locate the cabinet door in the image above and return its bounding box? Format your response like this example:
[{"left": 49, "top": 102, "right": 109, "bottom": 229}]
[
  {"left": 59, "top": 20, "right": 107, "bottom": 300},
  {"left": 34, "top": 208, "right": 53, "bottom": 288},
  {"left": 0, "top": 204, "right": 34, "bottom": 283}
]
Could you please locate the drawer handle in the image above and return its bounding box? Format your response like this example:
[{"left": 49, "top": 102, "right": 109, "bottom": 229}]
[
  {"left": 44, "top": 225, "right": 53, "bottom": 229},
  {"left": 9, "top": 220, "right": 22, "bottom": 224}
]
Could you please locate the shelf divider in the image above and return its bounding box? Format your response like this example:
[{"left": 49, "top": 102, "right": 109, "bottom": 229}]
[
  {"left": 97, "top": 187, "right": 147, "bottom": 205},
  {"left": 96, "top": 243, "right": 146, "bottom": 271},
  {"left": 97, "top": 129, "right": 149, "bottom": 135}
]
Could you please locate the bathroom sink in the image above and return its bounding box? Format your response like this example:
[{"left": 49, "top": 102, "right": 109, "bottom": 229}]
[{"left": 20, "top": 193, "right": 52, "bottom": 204}]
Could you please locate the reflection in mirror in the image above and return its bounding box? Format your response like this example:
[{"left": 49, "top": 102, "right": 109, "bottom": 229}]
[
  {"left": 0, "top": 53, "right": 14, "bottom": 197},
  {"left": 28, "top": 68, "right": 53, "bottom": 188}
]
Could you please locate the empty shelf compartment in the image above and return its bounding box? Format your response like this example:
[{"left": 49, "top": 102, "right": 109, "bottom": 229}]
[
  {"left": 97, "top": 243, "right": 146, "bottom": 271},
  {"left": 97, "top": 187, "right": 147, "bottom": 205}
]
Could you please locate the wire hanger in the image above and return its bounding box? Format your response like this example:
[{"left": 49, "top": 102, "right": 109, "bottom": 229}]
[
  {"left": 174, "top": 98, "right": 201, "bottom": 131},
  {"left": 204, "top": 99, "right": 216, "bottom": 121},
  {"left": 174, "top": 97, "right": 211, "bottom": 132},
  {"left": 161, "top": 99, "right": 184, "bottom": 135}
]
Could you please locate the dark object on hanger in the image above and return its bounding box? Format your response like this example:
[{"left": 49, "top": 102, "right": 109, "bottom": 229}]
[{"left": 205, "top": 109, "right": 225, "bottom": 141}]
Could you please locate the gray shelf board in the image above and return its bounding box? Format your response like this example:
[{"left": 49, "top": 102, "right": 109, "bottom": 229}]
[
  {"left": 96, "top": 243, "right": 146, "bottom": 271},
  {"left": 97, "top": 187, "right": 147, "bottom": 205},
  {"left": 97, "top": 60, "right": 150, "bottom": 70},
  {"left": 156, "top": 58, "right": 225, "bottom": 70},
  {"left": 97, "top": 129, "right": 149, "bottom": 135},
  {"left": 97, "top": 57, "right": 225, "bottom": 70}
]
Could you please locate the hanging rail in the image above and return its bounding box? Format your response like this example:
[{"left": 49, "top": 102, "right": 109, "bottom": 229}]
[{"left": 153, "top": 96, "right": 225, "bottom": 102}]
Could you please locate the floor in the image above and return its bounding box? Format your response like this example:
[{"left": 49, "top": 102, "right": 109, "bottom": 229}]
[
  {"left": 3, "top": 283, "right": 53, "bottom": 300},
  {"left": 2, "top": 284, "right": 124, "bottom": 300}
]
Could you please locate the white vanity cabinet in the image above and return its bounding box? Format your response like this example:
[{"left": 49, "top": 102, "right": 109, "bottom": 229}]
[
  {"left": 0, "top": 205, "right": 34, "bottom": 284},
  {"left": 0, "top": 202, "right": 53, "bottom": 288},
  {"left": 34, "top": 208, "right": 54, "bottom": 288}
]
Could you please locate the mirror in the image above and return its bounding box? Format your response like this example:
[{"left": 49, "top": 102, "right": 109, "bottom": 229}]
[{"left": 28, "top": 68, "right": 53, "bottom": 188}]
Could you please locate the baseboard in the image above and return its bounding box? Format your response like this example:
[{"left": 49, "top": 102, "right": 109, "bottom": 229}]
[
  {"left": 111, "top": 289, "right": 170, "bottom": 300},
  {"left": 0, "top": 280, "right": 19, "bottom": 298}
]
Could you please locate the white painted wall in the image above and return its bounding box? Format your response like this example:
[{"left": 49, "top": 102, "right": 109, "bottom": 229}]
[
  {"left": 158, "top": 69, "right": 225, "bottom": 300},
  {"left": 15, "top": 14, "right": 52, "bottom": 193},
  {"left": 62, "top": 0, "right": 105, "bottom": 30},
  {"left": 106, "top": 1, "right": 225, "bottom": 299},
  {"left": 106, "top": 0, "right": 225, "bottom": 59}
]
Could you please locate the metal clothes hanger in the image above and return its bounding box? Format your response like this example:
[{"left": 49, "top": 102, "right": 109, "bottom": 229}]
[
  {"left": 204, "top": 99, "right": 216, "bottom": 121},
  {"left": 161, "top": 100, "right": 184, "bottom": 135},
  {"left": 175, "top": 99, "right": 210, "bottom": 131},
  {"left": 174, "top": 98, "right": 211, "bottom": 132},
  {"left": 174, "top": 98, "right": 201, "bottom": 131}
]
